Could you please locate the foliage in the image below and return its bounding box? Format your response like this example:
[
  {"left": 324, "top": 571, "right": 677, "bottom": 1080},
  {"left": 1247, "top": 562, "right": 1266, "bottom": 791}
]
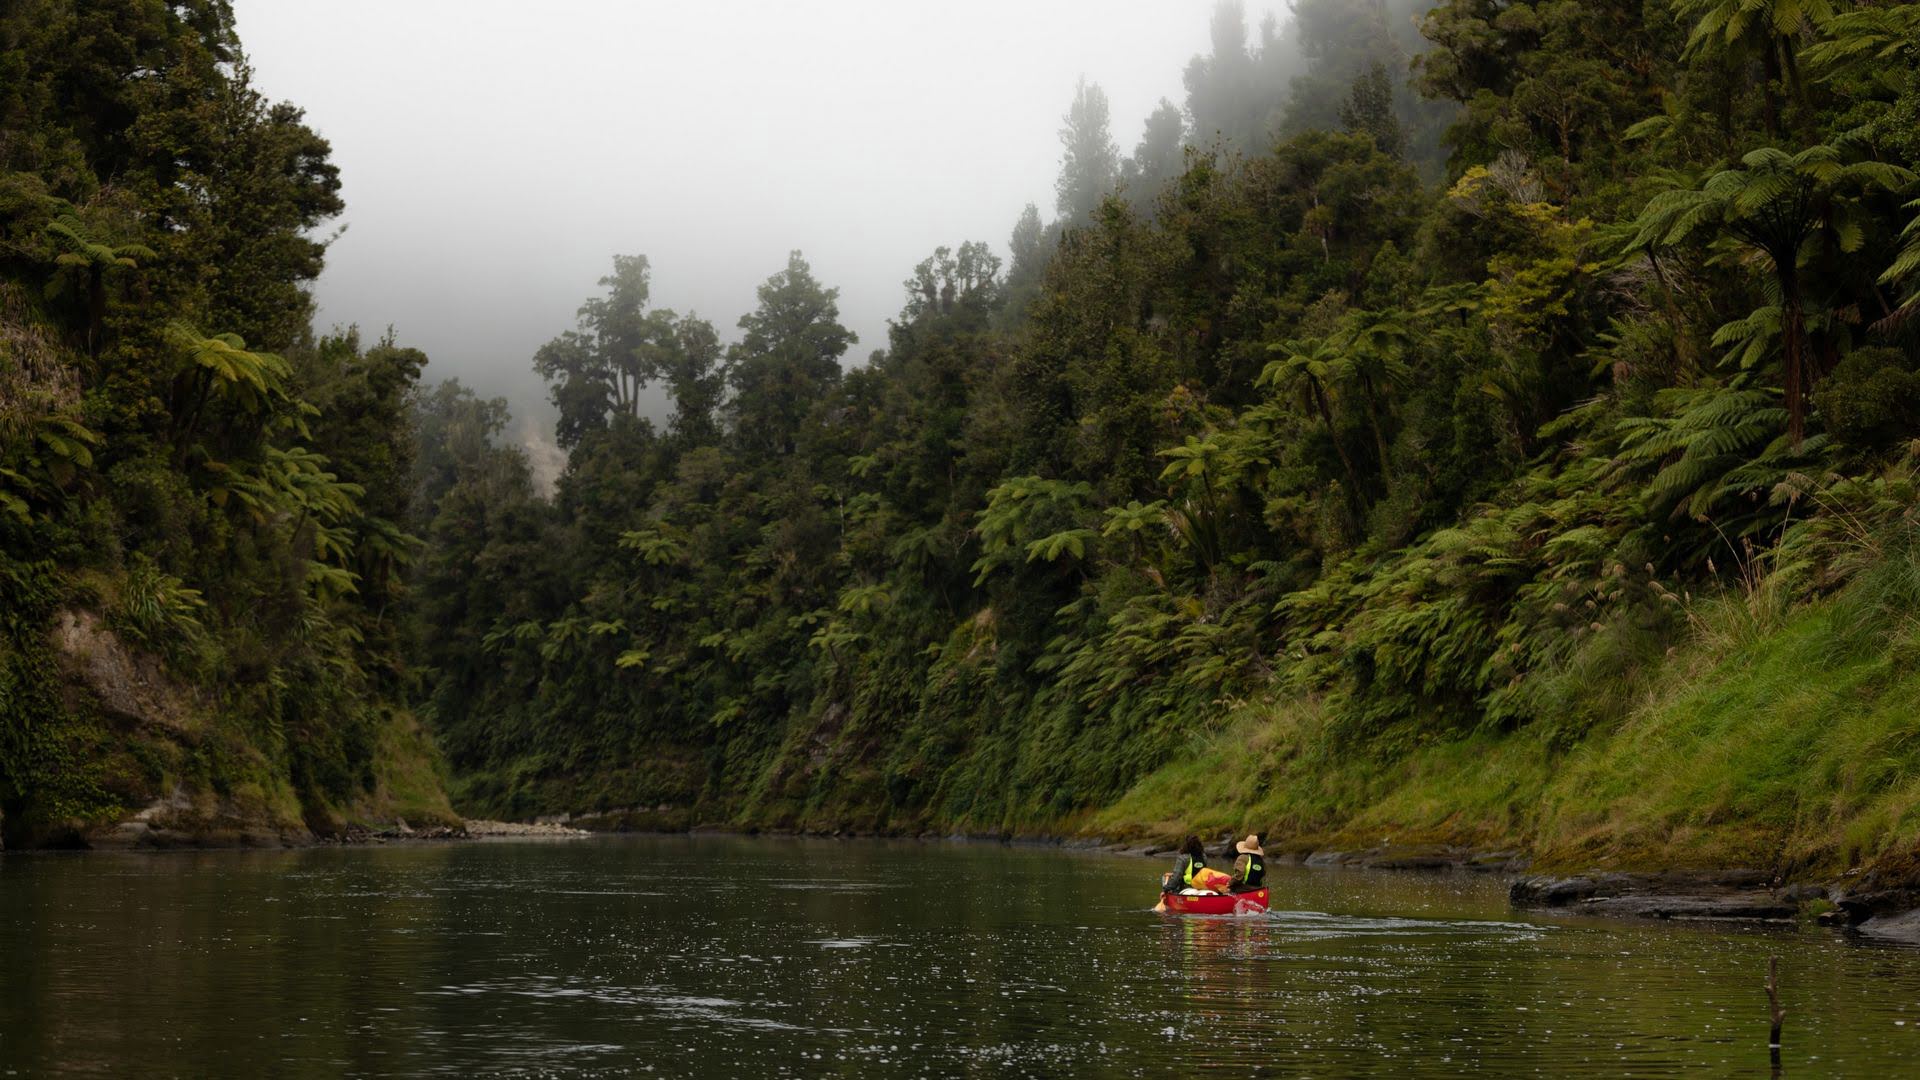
[
  {"left": 407, "top": 0, "right": 1920, "bottom": 838},
  {"left": 0, "top": 2, "right": 430, "bottom": 842},
  {"left": 14, "top": 0, "right": 1920, "bottom": 858}
]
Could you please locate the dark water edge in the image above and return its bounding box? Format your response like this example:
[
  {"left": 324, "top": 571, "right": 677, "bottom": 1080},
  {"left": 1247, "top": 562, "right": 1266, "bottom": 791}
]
[
  {"left": 5, "top": 834, "right": 1920, "bottom": 1078},
  {"left": 32, "top": 789, "right": 1920, "bottom": 945},
  {"left": 21, "top": 816, "right": 1920, "bottom": 944}
]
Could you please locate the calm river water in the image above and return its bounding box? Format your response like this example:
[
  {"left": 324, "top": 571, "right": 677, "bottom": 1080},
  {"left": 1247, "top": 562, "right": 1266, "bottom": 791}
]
[{"left": 3, "top": 835, "right": 1918, "bottom": 1077}]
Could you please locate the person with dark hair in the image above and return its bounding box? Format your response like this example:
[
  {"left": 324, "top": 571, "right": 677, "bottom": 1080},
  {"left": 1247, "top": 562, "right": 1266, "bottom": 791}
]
[
  {"left": 1154, "top": 834, "right": 1235, "bottom": 911},
  {"left": 1172, "top": 835, "right": 1209, "bottom": 889}
]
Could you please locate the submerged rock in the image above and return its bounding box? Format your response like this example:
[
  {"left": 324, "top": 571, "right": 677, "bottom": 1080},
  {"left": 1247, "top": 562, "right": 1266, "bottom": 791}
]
[
  {"left": 1856, "top": 909, "right": 1920, "bottom": 945},
  {"left": 1512, "top": 872, "right": 1801, "bottom": 922},
  {"left": 1576, "top": 894, "right": 1797, "bottom": 921},
  {"left": 1510, "top": 875, "right": 1613, "bottom": 906},
  {"left": 1828, "top": 886, "right": 1920, "bottom": 929}
]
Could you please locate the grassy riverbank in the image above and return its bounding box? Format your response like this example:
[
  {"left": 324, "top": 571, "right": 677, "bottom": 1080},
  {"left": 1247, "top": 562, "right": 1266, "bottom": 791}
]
[{"left": 1092, "top": 552, "right": 1920, "bottom": 879}]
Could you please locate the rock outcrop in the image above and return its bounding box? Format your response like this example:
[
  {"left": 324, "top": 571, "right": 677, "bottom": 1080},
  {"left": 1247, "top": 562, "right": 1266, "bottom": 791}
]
[
  {"left": 1510, "top": 873, "right": 1801, "bottom": 922},
  {"left": 48, "top": 610, "right": 197, "bottom": 732}
]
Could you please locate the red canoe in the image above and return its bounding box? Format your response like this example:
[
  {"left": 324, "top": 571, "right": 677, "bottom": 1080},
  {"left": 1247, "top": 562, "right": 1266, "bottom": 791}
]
[{"left": 1159, "top": 887, "right": 1270, "bottom": 915}]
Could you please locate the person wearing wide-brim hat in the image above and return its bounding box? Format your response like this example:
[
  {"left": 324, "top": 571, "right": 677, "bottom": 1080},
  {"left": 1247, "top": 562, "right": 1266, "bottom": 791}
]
[{"left": 1229, "top": 833, "right": 1266, "bottom": 893}]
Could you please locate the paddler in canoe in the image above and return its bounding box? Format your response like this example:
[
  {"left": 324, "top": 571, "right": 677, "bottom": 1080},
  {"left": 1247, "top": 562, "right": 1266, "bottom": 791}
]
[
  {"left": 1154, "top": 832, "right": 1269, "bottom": 913},
  {"left": 1230, "top": 832, "right": 1266, "bottom": 892}
]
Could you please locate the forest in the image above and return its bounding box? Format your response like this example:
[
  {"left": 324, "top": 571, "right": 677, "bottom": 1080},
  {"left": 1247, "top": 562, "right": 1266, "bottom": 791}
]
[{"left": 4, "top": 0, "right": 1920, "bottom": 877}]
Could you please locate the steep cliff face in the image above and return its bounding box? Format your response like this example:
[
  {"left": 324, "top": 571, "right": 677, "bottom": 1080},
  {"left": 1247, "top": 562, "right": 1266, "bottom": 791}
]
[
  {"left": 0, "top": 608, "right": 454, "bottom": 850},
  {"left": 1, "top": 609, "right": 300, "bottom": 848}
]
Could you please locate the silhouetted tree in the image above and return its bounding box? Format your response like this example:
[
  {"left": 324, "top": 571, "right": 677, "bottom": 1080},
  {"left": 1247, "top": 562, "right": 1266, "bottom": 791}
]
[
  {"left": 726, "top": 251, "right": 855, "bottom": 456},
  {"left": 1339, "top": 62, "right": 1404, "bottom": 158},
  {"left": 1055, "top": 79, "right": 1119, "bottom": 224},
  {"left": 1121, "top": 99, "right": 1188, "bottom": 214}
]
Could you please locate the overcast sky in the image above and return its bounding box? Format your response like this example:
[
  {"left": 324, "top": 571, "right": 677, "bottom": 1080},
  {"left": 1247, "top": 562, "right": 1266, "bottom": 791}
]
[{"left": 235, "top": 1, "right": 1279, "bottom": 418}]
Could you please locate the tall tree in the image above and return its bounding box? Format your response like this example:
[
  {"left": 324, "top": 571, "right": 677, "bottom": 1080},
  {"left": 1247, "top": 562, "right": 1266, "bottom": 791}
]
[
  {"left": 660, "top": 312, "right": 726, "bottom": 444},
  {"left": 533, "top": 254, "right": 662, "bottom": 449},
  {"left": 1008, "top": 203, "right": 1046, "bottom": 282},
  {"left": 1055, "top": 79, "right": 1119, "bottom": 225},
  {"left": 726, "top": 251, "right": 855, "bottom": 456},
  {"left": 1285, "top": 0, "right": 1396, "bottom": 134},
  {"left": 903, "top": 243, "right": 1003, "bottom": 322},
  {"left": 1120, "top": 100, "right": 1189, "bottom": 215},
  {"left": 1417, "top": 0, "right": 1672, "bottom": 179},
  {"left": 1339, "top": 62, "right": 1405, "bottom": 159},
  {"left": 1184, "top": 1, "right": 1298, "bottom": 152},
  {"left": 1261, "top": 336, "right": 1364, "bottom": 499},
  {"left": 42, "top": 210, "right": 154, "bottom": 357},
  {"left": 1675, "top": 0, "right": 1832, "bottom": 136}
]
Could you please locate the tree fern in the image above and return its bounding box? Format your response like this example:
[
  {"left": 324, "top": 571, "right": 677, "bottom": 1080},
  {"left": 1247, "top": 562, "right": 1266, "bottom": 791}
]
[
  {"left": 1624, "top": 144, "right": 1915, "bottom": 441},
  {"left": 42, "top": 213, "right": 155, "bottom": 354}
]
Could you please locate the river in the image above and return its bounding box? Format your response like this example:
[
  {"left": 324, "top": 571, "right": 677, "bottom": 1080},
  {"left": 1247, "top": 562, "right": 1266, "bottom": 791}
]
[{"left": 2, "top": 835, "right": 1917, "bottom": 1076}]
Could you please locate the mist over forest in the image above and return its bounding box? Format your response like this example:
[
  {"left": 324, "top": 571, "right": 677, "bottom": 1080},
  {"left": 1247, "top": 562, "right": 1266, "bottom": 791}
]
[
  {"left": 7, "top": 0, "right": 1920, "bottom": 905},
  {"left": 234, "top": 1, "right": 1444, "bottom": 470}
]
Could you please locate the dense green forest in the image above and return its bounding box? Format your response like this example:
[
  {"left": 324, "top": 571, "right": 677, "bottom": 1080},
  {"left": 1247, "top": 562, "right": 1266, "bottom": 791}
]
[
  {"left": 0, "top": 0, "right": 449, "bottom": 844},
  {"left": 6, "top": 0, "right": 1920, "bottom": 874}
]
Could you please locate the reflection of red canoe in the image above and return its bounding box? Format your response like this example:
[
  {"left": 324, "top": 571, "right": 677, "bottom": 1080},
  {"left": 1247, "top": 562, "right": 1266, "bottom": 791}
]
[{"left": 1159, "top": 888, "right": 1269, "bottom": 915}]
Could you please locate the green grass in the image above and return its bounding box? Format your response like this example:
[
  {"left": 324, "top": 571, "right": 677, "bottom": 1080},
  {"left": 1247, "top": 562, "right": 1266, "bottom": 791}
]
[
  {"left": 351, "top": 709, "right": 460, "bottom": 828},
  {"left": 1534, "top": 561, "right": 1920, "bottom": 873},
  {"left": 1089, "top": 698, "right": 1556, "bottom": 853},
  {"left": 1091, "top": 553, "right": 1920, "bottom": 880}
]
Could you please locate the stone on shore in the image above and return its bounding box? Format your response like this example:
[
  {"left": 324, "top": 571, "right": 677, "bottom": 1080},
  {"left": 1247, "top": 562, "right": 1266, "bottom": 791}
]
[{"left": 463, "top": 819, "right": 590, "bottom": 838}]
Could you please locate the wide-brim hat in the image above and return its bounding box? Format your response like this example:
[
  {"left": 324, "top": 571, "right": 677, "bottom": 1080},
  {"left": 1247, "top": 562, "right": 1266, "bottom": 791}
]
[{"left": 1234, "top": 833, "right": 1264, "bottom": 856}]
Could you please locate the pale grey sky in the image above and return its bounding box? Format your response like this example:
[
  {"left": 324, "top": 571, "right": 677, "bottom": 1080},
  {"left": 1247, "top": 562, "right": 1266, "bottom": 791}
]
[{"left": 235, "top": 1, "right": 1283, "bottom": 416}]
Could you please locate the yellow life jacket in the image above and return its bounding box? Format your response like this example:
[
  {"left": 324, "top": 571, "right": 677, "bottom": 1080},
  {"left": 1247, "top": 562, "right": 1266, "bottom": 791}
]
[
  {"left": 1180, "top": 853, "right": 1206, "bottom": 887},
  {"left": 1234, "top": 853, "right": 1265, "bottom": 888}
]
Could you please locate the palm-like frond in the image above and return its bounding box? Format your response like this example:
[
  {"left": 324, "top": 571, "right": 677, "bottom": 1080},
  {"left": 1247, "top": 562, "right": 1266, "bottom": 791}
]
[
  {"left": 43, "top": 215, "right": 156, "bottom": 271},
  {"left": 1805, "top": 6, "right": 1920, "bottom": 77},
  {"left": 1025, "top": 527, "right": 1099, "bottom": 564},
  {"left": 619, "top": 528, "right": 686, "bottom": 566},
  {"left": 1614, "top": 388, "right": 1796, "bottom": 520},
  {"left": 1101, "top": 500, "right": 1170, "bottom": 539},
  {"left": 1711, "top": 306, "right": 1783, "bottom": 370},
  {"left": 970, "top": 476, "right": 1094, "bottom": 584},
  {"left": 1878, "top": 199, "right": 1920, "bottom": 326},
  {"left": 1676, "top": 0, "right": 1835, "bottom": 60},
  {"left": 167, "top": 322, "right": 292, "bottom": 410}
]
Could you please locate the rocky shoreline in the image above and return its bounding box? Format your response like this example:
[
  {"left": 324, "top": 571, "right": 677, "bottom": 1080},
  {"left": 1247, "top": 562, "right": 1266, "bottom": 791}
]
[
  {"left": 461, "top": 818, "right": 593, "bottom": 839},
  {"left": 1506, "top": 869, "right": 1920, "bottom": 944},
  {"left": 327, "top": 818, "right": 591, "bottom": 843}
]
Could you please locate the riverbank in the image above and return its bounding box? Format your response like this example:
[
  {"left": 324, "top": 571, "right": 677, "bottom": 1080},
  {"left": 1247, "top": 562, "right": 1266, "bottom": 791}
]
[
  {"left": 1074, "top": 566, "right": 1920, "bottom": 905},
  {"left": 7, "top": 818, "right": 592, "bottom": 851},
  {"left": 16, "top": 542, "right": 1920, "bottom": 945}
]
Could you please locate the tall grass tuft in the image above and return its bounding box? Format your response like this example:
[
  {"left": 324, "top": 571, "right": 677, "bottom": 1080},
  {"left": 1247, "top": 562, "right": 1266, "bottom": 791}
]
[{"left": 113, "top": 555, "right": 208, "bottom": 662}]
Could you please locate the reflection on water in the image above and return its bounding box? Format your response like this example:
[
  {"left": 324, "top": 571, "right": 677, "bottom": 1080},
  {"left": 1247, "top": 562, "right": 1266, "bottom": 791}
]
[{"left": 2, "top": 835, "right": 1918, "bottom": 1077}]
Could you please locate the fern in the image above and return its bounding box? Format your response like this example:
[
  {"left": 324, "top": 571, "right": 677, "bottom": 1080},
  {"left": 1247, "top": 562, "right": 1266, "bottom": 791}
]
[{"left": 115, "top": 555, "right": 207, "bottom": 652}]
